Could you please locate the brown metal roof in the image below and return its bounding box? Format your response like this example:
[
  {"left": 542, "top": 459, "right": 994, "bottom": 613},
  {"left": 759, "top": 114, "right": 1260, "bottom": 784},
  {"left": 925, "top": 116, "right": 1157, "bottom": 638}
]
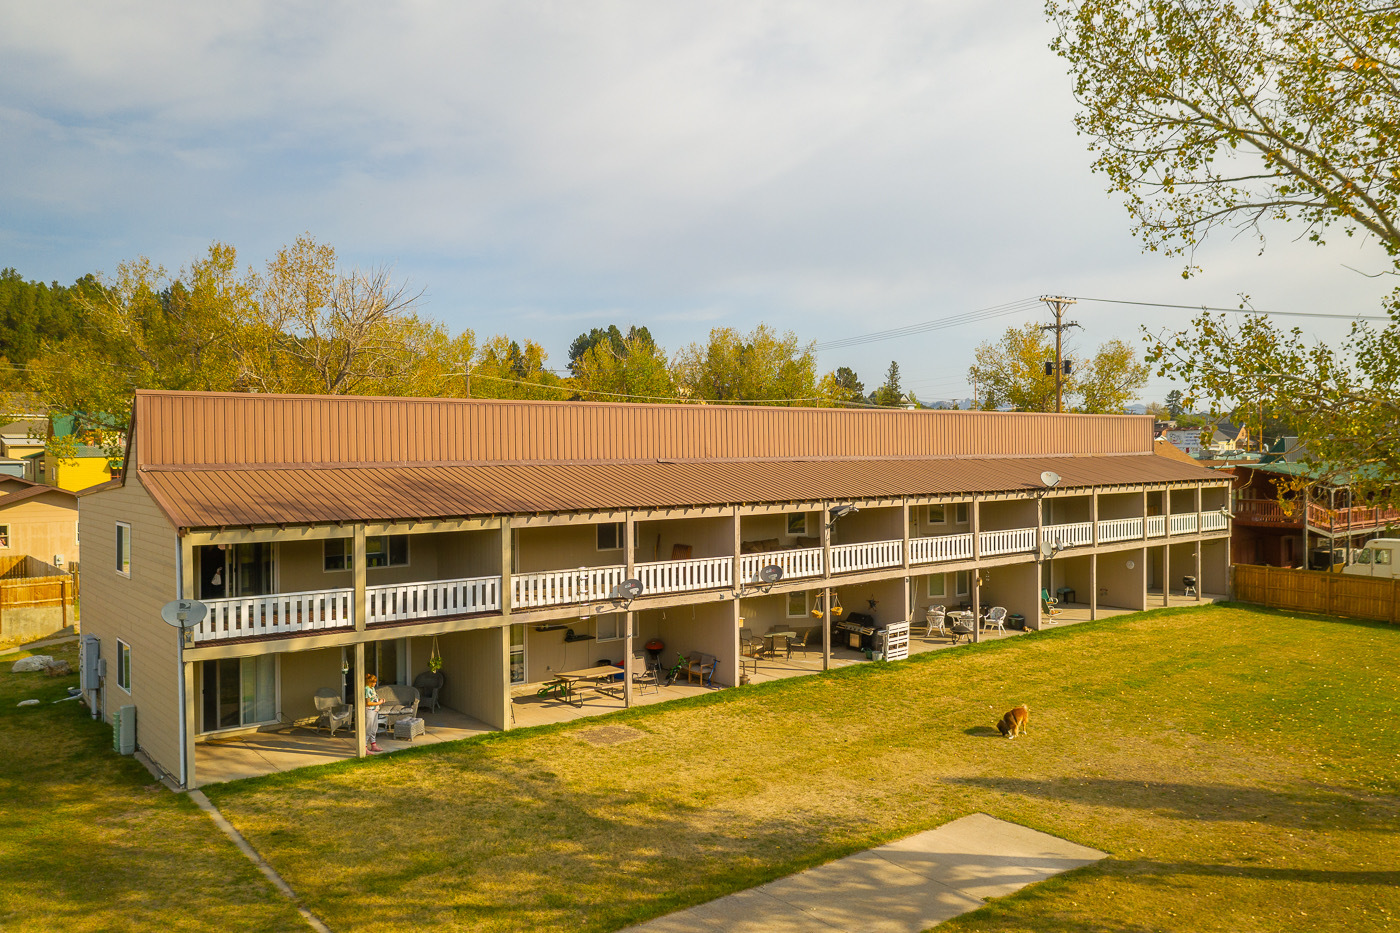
[
  {"left": 131, "top": 390, "right": 1154, "bottom": 468},
  {"left": 0, "top": 485, "right": 78, "bottom": 511},
  {"left": 139, "top": 454, "right": 1220, "bottom": 529}
]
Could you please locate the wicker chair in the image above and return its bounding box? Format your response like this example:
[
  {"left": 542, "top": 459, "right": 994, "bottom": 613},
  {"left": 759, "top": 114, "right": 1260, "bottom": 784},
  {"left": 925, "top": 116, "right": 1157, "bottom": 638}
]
[
  {"left": 313, "top": 688, "right": 353, "bottom": 737},
  {"left": 413, "top": 671, "right": 445, "bottom": 714}
]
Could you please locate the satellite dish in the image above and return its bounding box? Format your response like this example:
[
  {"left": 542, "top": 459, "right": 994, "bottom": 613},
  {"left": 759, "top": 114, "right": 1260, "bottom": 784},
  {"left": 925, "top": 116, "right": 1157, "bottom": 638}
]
[
  {"left": 614, "top": 579, "right": 644, "bottom": 601},
  {"left": 1040, "top": 471, "right": 1062, "bottom": 488},
  {"left": 1039, "top": 541, "right": 1056, "bottom": 560},
  {"left": 757, "top": 565, "right": 784, "bottom": 585},
  {"left": 161, "top": 598, "right": 207, "bottom": 629}
]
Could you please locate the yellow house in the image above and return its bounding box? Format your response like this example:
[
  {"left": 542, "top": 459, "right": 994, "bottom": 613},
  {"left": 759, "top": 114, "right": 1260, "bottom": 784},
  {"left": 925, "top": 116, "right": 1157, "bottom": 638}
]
[{"left": 26, "top": 444, "right": 117, "bottom": 492}]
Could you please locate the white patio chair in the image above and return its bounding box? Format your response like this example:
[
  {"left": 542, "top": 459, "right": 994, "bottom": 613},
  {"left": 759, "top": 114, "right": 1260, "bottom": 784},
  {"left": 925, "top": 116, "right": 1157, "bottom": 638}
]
[
  {"left": 923, "top": 605, "right": 946, "bottom": 638},
  {"left": 982, "top": 606, "right": 1008, "bottom": 633}
]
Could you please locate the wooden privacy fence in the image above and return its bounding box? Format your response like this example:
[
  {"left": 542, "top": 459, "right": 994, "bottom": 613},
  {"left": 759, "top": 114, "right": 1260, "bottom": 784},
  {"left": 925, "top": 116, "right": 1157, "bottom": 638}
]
[{"left": 1234, "top": 564, "right": 1400, "bottom": 624}]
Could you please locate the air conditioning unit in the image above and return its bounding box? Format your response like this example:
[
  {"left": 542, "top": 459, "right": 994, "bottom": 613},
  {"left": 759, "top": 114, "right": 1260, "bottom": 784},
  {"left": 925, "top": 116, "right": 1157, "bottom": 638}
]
[
  {"left": 113, "top": 705, "right": 136, "bottom": 755},
  {"left": 80, "top": 635, "right": 101, "bottom": 691}
]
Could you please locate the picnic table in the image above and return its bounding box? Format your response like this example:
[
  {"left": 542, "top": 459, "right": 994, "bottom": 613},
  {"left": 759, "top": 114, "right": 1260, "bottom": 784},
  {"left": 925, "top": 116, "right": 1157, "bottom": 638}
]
[{"left": 539, "top": 664, "right": 625, "bottom": 706}]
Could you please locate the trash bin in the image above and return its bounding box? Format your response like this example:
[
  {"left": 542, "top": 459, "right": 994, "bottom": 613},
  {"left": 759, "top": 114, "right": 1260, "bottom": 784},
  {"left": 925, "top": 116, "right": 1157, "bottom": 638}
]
[{"left": 1008, "top": 613, "right": 1026, "bottom": 631}]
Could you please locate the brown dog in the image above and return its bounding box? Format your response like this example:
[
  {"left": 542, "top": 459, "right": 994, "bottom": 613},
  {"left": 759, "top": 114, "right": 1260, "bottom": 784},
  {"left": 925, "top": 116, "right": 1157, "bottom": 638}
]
[{"left": 996, "top": 704, "right": 1029, "bottom": 739}]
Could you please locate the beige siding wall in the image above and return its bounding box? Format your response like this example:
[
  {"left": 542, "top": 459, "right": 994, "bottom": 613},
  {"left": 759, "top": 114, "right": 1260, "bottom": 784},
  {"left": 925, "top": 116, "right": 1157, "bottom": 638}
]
[
  {"left": 987, "top": 561, "right": 1040, "bottom": 630},
  {"left": 521, "top": 617, "right": 628, "bottom": 681},
  {"left": 515, "top": 523, "right": 627, "bottom": 573},
  {"left": 432, "top": 627, "right": 507, "bottom": 728},
  {"left": 1202, "top": 539, "right": 1229, "bottom": 593},
  {"left": 1049, "top": 554, "right": 1093, "bottom": 606},
  {"left": 831, "top": 506, "right": 902, "bottom": 545},
  {"left": 278, "top": 648, "right": 345, "bottom": 723},
  {"left": 278, "top": 536, "right": 442, "bottom": 593},
  {"left": 634, "top": 516, "right": 731, "bottom": 562},
  {"left": 740, "top": 512, "right": 821, "bottom": 550},
  {"left": 1099, "top": 492, "right": 1145, "bottom": 521},
  {"left": 1044, "top": 495, "right": 1092, "bottom": 524},
  {"left": 908, "top": 503, "right": 971, "bottom": 538},
  {"left": 1097, "top": 548, "right": 1147, "bottom": 611},
  {"left": 78, "top": 472, "right": 181, "bottom": 775},
  {"left": 0, "top": 496, "right": 80, "bottom": 565},
  {"left": 981, "top": 499, "right": 1038, "bottom": 531},
  {"left": 635, "top": 602, "right": 736, "bottom": 687}
]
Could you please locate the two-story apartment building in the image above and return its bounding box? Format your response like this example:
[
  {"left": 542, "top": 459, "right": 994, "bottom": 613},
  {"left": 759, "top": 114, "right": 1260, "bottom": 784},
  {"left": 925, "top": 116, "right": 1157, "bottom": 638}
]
[{"left": 80, "top": 390, "right": 1231, "bottom": 789}]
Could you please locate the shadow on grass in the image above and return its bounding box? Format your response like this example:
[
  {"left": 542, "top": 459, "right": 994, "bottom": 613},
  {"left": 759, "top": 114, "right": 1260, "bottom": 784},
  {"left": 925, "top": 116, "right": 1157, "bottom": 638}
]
[
  {"left": 963, "top": 725, "right": 1002, "bottom": 737},
  {"left": 1099, "top": 858, "right": 1400, "bottom": 885},
  {"left": 946, "top": 776, "right": 1397, "bottom": 832}
]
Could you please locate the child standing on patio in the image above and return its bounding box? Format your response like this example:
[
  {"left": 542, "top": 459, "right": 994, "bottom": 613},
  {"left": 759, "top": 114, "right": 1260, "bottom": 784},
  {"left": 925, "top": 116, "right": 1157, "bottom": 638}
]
[{"left": 365, "top": 673, "right": 384, "bottom": 753}]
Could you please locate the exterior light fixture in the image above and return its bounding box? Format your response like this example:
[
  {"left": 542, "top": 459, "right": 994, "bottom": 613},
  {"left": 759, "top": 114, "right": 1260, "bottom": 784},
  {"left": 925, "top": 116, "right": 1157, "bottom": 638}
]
[{"left": 827, "top": 504, "right": 859, "bottom": 527}]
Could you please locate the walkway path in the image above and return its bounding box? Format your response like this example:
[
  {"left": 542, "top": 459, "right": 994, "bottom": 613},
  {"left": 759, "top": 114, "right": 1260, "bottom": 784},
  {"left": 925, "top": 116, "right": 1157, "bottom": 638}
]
[{"left": 622, "top": 814, "right": 1105, "bottom": 933}]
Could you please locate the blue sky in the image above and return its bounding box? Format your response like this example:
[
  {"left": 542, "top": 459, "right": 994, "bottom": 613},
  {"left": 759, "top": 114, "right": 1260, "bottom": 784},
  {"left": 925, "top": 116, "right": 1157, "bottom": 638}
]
[{"left": 1, "top": 1, "right": 1391, "bottom": 403}]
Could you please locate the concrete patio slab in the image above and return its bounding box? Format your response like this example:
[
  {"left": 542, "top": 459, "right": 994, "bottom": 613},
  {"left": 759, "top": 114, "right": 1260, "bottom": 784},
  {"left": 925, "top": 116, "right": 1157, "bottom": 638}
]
[{"left": 621, "top": 814, "right": 1105, "bottom": 933}]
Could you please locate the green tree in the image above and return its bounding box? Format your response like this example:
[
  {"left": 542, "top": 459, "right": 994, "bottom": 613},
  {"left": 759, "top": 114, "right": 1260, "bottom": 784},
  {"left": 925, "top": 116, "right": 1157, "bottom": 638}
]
[
  {"left": 816, "top": 366, "right": 867, "bottom": 407},
  {"left": 1049, "top": 0, "right": 1400, "bottom": 493},
  {"left": 1165, "top": 389, "right": 1184, "bottom": 419},
  {"left": 572, "top": 331, "right": 676, "bottom": 401},
  {"left": 871, "top": 361, "right": 905, "bottom": 407},
  {"left": 672, "top": 325, "right": 819, "bottom": 405},
  {"left": 969, "top": 323, "right": 1149, "bottom": 412}
]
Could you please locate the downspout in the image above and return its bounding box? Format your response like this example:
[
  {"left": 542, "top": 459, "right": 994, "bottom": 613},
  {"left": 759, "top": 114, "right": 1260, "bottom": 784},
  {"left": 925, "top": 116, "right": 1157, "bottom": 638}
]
[{"left": 175, "top": 533, "right": 187, "bottom": 790}]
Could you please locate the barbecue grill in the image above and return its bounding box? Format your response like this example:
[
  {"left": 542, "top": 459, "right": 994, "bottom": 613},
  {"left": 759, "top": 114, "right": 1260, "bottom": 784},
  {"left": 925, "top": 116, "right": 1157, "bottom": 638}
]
[{"left": 832, "top": 611, "right": 886, "bottom": 651}]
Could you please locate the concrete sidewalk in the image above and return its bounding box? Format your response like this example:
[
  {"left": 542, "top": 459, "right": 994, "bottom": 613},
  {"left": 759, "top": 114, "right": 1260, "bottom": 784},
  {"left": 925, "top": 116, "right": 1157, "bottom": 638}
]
[{"left": 622, "top": 814, "right": 1106, "bottom": 933}]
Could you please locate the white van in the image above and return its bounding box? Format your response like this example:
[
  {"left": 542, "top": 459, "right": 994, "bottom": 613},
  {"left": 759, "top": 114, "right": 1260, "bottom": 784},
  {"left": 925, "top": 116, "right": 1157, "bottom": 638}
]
[{"left": 1342, "top": 539, "right": 1400, "bottom": 578}]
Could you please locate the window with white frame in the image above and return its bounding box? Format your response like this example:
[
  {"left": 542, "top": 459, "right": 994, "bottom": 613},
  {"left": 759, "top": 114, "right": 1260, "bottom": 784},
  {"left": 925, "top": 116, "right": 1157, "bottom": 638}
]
[
  {"left": 927, "top": 505, "right": 946, "bottom": 524},
  {"left": 0, "top": 524, "right": 9, "bottom": 548},
  {"left": 116, "top": 639, "right": 131, "bottom": 693},
  {"left": 115, "top": 522, "right": 131, "bottom": 577},
  {"left": 786, "top": 513, "right": 808, "bottom": 536},
  {"left": 927, "top": 574, "right": 947, "bottom": 598},
  {"left": 786, "top": 590, "right": 809, "bottom": 618},
  {"left": 509, "top": 624, "right": 525, "bottom": 684},
  {"left": 954, "top": 503, "right": 969, "bottom": 524}
]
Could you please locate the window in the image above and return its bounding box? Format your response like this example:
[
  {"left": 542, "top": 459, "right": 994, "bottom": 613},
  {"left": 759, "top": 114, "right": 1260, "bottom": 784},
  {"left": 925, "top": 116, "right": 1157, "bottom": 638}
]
[
  {"left": 927, "top": 505, "right": 946, "bottom": 524},
  {"left": 955, "top": 503, "right": 969, "bottom": 524},
  {"left": 116, "top": 640, "right": 131, "bottom": 693},
  {"left": 1377, "top": 549, "right": 1393, "bottom": 566},
  {"left": 0, "top": 524, "right": 9, "bottom": 548},
  {"left": 928, "top": 574, "right": 947, "bottom": 598},
  {"left": 786, "top": 513, "right": 808, "bottom": 536},
  {"left": 115, "top": 522, "right": 131, "bottom": 577},
  {"left": 510, "top": 625, "right": 526, "bottom": 684},
  {"left": 324, "top": 535, "right": 409, "bottom": 571},
  {"left": 199, "top": 656, "right": 276, "bottom": 732},
  {"left": 955, "top": 570, "right": 971, "bottom": 596},
  {"left": 597, "top": 522, "right": 624, "bottom": 550},
  {"left": 786, "top": 591, "right": 809, "bottom": 618}
]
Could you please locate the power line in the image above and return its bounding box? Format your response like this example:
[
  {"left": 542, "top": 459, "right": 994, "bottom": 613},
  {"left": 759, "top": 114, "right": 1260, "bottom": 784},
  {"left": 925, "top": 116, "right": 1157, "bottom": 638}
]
[
  {"left": 1073, "top": 296, "right": 1391, "bottom": 321},
  {"left": 813, "top": 297, "right": 1043, "bottom": 352}
]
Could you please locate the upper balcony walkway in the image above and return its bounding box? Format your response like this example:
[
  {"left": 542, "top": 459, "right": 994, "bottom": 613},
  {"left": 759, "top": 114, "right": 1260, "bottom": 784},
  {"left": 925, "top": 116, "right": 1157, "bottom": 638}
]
[
  {"left": 191, "top": 510, "right": 1229, "bottom": 644},
  {"left": 1235, "top": 497, "right": 1400, "bottom": 533}
]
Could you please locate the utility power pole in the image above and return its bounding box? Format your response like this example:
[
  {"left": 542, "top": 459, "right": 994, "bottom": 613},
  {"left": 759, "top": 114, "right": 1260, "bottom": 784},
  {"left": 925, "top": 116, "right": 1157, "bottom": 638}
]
[{"left": 1039, "top": 296, "right": 1080, "bottom": 413}]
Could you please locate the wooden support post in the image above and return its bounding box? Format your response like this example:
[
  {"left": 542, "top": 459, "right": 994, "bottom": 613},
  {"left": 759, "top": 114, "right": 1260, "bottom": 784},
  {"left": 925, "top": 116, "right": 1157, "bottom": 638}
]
[
  {"left": 500, "top": 517, "right": 513, "bottom": 728},
  {"left": 353, "top": 525, "right": 367, "bottom": 633},
  {"left": 624, "top": 512, "right": 635, "bottom": 708},
  {"left": 180, "top": 537, "right": 196, "bottom": 789},
  {"left": 354, "top": 641, "right": 366, "bottom": 757},
  {"left": 1090, "top": 554, "right": 1098, "bottom": 621},
  {"left": 971, "top": 572, "right": 981, "bottom": 644},
  {"left": 822, "top": 586, "right": 832, "bottom": 671},
  {"left": 1163, "top": 542, "right": 1171, "bottom": 607}
]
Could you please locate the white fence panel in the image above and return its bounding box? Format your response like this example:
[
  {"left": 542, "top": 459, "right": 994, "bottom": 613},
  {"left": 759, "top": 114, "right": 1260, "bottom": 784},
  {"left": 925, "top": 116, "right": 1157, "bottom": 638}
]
[
  {"left": 512, "top": 565, "right": 627, "bottom": 609},
  {"left": 908, "top": 533, "right": 974, "bottom": 565},
  {"left": 1170, "top": 513, "right": 1199, "bottom": 534},
  {"left": 1200, "top": 511, "right": 1229, "bottom": 531},
  {"left": 1043, "top": 521, "right": 1093, "bottom": 548},
  {"left": 366, "top": 575, "right": 501, "bottom": 623},
  {"left": 740, "top": 547, "right": 825, "bottom": 582},
  {"left": 1097, "top": 517, "right": 1143, "bottom": 543},
  {"left": 978, "top": 527, "right": 1037, "bottom": 557},
  {"left": 830, "top": 539, "right": 903, "bottom": 573},
  {"left": 1146, "top": 515, "right": 1167, "bottom": 537},
  {"left": 635, "top": 556, "right": 732, "bottom": 595},
  {"left": 194, "top": 588, "right": 354, "bottom": 643}
]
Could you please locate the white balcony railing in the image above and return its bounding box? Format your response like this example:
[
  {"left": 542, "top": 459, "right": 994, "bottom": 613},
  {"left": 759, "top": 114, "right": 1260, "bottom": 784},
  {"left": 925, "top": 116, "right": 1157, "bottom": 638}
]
[
  {"left": 635, "top": 556, "right": 732, "bottom": 595},
  {"left": 1043, "top": 521, "right": 1093, "bottom": 549},
  {"left": 1097, "top": 517, "right": 1143, "bottom": 542},
  {"left": 978, "top": 527, "right": 1037, "bottom": 557},
  {"left": 512, "top": 565, "right": 627, "bottom": 609},
  {"left": 909, "top": 532, "right": 974, "bottom": 565},
  {"left": 1169, "top": 513, "right": 1199, "bottom": 535},
  {"left": 1145, "top": 515, "right": 1167, "bottom": 537},
  {"left": 194, "top": 588, "right": 354, "bottom": 644},
  {"left": 366, "top": 575, "right": 500, "bottom": 623},
  {"left": 741, "top": 547, "right": 825, "bottom": 583},
  {"left": 830, "top": 539, "right": 903, "bottom": 573},
  {"left": 1200, "top": 511, "right": 1229, "bottom": 532}
]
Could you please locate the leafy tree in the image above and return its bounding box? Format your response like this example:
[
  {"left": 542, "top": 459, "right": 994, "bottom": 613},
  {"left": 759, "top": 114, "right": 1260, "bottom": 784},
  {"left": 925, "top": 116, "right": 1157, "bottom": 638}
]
[
  {"left": 0, "top": 269, "right": 94, "bottom": 372},
  {"left": 816, "top": 366, "right": 867, "bottom": 407},
  {"left": 572, "top": 331, "right": 675, "bottom": 401},
  {"left": 1165, "top": 389, "right": 1184, "bottom": 419},
  {"left": 1076, "top": 339, "right": 1150, "bottom": 414},
  {"left": 969, "top": 322, "right": 1149, "bottom": 412},
  {"left": 871, "top": 361, "right": 905, "bottom": 407},
  {"left": 567, "top": 325, "right": 657, "bottom": 378},
  {"left": 463, "top": 336, "right": 569, "bottom": 400},
  {"left": 672, "top": 324, "right": 819, "bottom": 405},
  {"left": 1049, "top": 0, "right": 1400, "bottom": 494}
]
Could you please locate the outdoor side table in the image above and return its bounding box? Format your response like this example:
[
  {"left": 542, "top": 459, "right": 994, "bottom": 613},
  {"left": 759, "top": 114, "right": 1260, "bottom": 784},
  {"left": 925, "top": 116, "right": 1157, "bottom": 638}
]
[{"left": 393, "top": 717, "right": 426, "bottom": 742}]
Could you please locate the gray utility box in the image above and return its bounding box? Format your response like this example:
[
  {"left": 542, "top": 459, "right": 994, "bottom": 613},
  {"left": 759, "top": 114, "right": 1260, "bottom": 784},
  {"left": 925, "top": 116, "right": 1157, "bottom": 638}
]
[
  {"left": 113, "top": 705, "right": 136, "bottom": 755},
  {"left": 80, "top": 634, "right": 102, "bottom": 692}
]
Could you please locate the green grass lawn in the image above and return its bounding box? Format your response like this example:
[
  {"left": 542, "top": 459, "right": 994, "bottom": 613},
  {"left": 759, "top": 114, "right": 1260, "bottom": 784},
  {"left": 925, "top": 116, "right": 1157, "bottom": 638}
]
[
  {"left": 202, "top": 604, "right": 1400, "bottom": 933},
  {"left": 0, "top": 642, "right": 305, "bottom": 933}
]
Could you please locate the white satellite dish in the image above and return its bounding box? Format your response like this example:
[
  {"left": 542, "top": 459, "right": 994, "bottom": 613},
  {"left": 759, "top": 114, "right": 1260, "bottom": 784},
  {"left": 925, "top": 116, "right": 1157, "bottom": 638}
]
[
  {"left": 161, "top": 598, "right": 207, "bottom": 629},
  {"left": 1039, "top": 541, "right": 1056, "bottom": 560},
  {"left": 1040, "top": 470, "right": 1062, "bottom": 488}
]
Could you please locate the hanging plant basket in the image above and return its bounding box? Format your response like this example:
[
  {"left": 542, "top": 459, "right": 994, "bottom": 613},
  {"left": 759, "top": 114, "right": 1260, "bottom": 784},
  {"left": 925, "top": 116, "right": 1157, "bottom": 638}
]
[
  {"left": 428, "top": 636, "right": 443, "bottom": 673},
  {"left": 829, "top": 593, "right": 844, "bottom": 617}
]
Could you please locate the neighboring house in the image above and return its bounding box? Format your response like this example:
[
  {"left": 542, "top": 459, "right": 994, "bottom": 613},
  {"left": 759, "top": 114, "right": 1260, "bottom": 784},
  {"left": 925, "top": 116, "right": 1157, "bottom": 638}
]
[
  {"left": 80, "top": 390, "right": 1233, "bottom": 789},
  {"left": 1154, "top": 438, "right": 1198, "bottom": 465},
  {"left": 1228, "top": 461, "right": 1396, "bottom": 568},
  {"left": 0, "top": 417, "right": 46, "bottom": 460},
  {"left": 0, "top": 478, "right": 79, "bottom": 568}
]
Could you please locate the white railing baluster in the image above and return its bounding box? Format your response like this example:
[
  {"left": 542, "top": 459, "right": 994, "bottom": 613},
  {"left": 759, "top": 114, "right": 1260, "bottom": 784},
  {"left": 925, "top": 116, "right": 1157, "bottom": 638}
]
[
  {"left": 740, "top": 546, "right": 825, "bottom": 583},
  {"left": 908, "top": 532, "right": 974, "bottom": 565},
  {"left": 829, "top": 539, "right": 903, "bottom": 574},
  {"left": 977, "top": 527, "right": 1037, "bottom": 557},
  {"left": 1146, "top": 515, "right": 1166, "bottom": 537},
  {"left": 1042, "top": 521, "right": 1093, "bottom": 549}
]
